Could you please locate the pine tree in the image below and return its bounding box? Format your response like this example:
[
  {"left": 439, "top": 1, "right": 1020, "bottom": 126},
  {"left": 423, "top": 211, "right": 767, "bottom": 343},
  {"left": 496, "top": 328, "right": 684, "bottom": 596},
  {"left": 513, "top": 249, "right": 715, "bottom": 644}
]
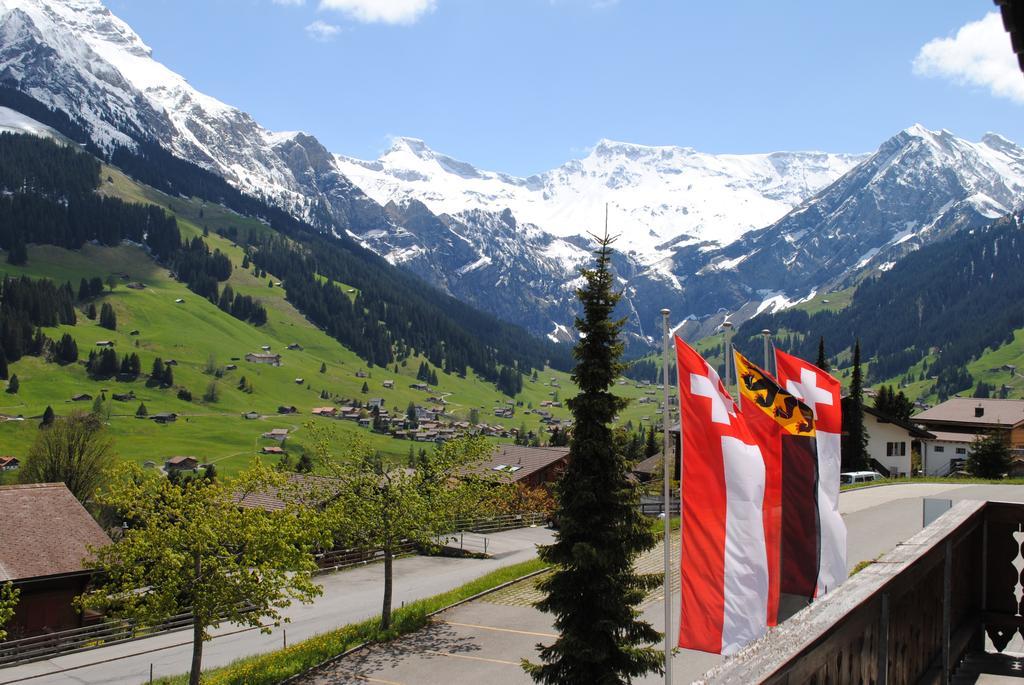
[
  {"left": 361, "top": 381, "right": 369, "bottom": 394},
  {"left": 842, "top": 339, "right": 868, "bottom": 470},
  {"left": 99, "top": 303, "right": 117, "bottom": 331},
  {"left": 319, "top": 362, "right": 327, "bottom": 374},
  {"left": 525, "top": 233, "right": 661, "bottom": 683},
  {"left": 0, "top": 350, "right": 7, "bottom": 381},
  {"left": 6, "top": 374, "right": 18, "bottom": 394},
  {"left": 136, "top": 402, "right": 148, "bottom": 417},
  {"left": 816, "top": 336, "right": 829, "bottom": 371},
  {"left": 86, "top": 303, "right": 97, "bottom": 320},
  {"left": 40, "top": 405, "right": 55, "bottom": 428}
]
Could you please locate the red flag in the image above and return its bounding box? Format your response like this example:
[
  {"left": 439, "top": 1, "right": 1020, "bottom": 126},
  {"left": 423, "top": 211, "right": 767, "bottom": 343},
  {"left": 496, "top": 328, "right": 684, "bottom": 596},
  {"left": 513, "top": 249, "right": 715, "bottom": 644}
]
[
  {"left": 774, "top": 348, "right": 847, "bottom": 596},
  {"left": 676, "top": 336, "right": 770, "bottom": 655}
]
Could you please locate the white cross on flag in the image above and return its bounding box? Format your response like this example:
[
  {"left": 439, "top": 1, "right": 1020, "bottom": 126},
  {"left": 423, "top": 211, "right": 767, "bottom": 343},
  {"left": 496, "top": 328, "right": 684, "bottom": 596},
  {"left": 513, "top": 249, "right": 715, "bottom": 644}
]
[
  {"left": 774, "top": 348, "right": 847, "bottom": 596},
  {"left": 675, "top": 336, "right": 772, "bottom": 655}
]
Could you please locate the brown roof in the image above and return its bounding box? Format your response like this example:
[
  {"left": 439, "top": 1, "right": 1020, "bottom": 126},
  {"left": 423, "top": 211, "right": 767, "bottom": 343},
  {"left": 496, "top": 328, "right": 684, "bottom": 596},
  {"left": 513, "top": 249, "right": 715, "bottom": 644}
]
[
  {"left": 864, "top": 406, "right": 935, "bottom": 439},
  {"left": 470, "top": 445, "right": 571, "bottom": 483},
  {"left": 925, "top": 430, "right": 976, "bottom": 444},
  {"left": 166, "top": 456, "right": 198, "bottom": 465},
  {"left": 235, "top": 474, "right": 341, "bottom": 512},
  {"left": 632, "top": 453, "right": 664, "bottom": 476},
  {"left": 0, "top": 483, "right": 110, "bottom": 582},
  {"left": 913, "top": 398, "right": 1024, "bottom": 429}
]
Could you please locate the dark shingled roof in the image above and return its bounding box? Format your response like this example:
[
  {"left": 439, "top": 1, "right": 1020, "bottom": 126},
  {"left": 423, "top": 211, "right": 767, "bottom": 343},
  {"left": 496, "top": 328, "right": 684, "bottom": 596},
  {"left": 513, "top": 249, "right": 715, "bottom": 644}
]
[{"left": 0, "top": 483, "right": 110, "bottom": 582}]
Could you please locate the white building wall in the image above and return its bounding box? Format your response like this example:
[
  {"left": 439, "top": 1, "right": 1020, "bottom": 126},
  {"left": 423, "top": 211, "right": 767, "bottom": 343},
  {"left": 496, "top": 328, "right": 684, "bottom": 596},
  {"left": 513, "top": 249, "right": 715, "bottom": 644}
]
[
  {"left": 865, "top": 416, "right": 913, "bottom": 477},
  {"left": 921, "top": 439, "right": 972, "bottom": 476}
]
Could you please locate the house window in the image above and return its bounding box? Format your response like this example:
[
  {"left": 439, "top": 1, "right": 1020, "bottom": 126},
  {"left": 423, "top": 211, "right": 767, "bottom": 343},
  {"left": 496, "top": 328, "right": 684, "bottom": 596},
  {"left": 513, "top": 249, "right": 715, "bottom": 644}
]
[
  {"left": 886, "top": 442, "right": 907, "bottom": 457},
  {"left": 934, "top": 446, "right": 945, "bottom": 453},
  {"left": 955, "top": 447, "right": 967, "bottom": 455}
]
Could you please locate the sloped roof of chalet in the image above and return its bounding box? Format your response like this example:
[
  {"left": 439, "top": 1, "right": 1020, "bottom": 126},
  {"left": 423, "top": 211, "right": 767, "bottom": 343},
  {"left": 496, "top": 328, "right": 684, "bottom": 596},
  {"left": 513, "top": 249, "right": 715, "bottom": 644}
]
[
  {"left": 632, "top": 453, "right": 664, "bottom": 476},
  {"left": 0, "top": 483, "right": 110, "bottom": 581},
  {"left": 913, "top": 398, "right": 1024, "bottom": 428},
  {"left": 467, "top": 445, "right": 571, "bottom": 484},
  {"left": 864, "top": 406, "right": 935, "bottom": 439},
  {"left": 234, "top": 473, "right": 342, "bottom": 512}
]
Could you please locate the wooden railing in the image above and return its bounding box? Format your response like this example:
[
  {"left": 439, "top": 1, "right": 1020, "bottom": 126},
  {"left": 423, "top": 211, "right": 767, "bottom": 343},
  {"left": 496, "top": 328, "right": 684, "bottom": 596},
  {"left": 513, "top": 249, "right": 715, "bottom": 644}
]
[{"left": 699, "top": 499, "right": 1024, "bottom": 684}]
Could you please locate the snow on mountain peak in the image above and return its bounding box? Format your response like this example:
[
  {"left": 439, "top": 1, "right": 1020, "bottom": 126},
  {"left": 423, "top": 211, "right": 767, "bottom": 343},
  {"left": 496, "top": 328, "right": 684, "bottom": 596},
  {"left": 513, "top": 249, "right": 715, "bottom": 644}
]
[{"left": 335, "top": 136, "right": 868, "bottom": 265}]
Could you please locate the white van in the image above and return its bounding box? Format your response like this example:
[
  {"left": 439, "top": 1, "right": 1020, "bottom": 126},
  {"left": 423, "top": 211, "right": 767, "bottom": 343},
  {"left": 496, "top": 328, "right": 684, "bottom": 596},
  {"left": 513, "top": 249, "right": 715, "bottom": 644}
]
[{"left": 840, "top": 471, "right": 884, "bottom": 485}]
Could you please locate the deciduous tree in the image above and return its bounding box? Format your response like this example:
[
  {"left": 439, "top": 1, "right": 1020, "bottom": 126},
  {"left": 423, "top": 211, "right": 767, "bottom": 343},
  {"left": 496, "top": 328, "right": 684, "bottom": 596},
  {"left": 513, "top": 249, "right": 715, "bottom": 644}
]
[
  {"left": 0, "top": 582, "right": 18, "bottom": 641},
  {"left": 76, "top": 464, "right": 327, "bottom": 685},
  {"left": 20, "top": 412, "right": 115, "bottom": 505},
  {"left": 309, "top": 427, "right": 491, "bottom": 630}
]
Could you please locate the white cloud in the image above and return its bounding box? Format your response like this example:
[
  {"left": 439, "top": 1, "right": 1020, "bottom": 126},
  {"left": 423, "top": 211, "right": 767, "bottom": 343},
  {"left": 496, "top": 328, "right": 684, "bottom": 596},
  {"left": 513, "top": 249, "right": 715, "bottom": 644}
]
[
  {"left": 305, "top": 19, "right": 342, "bottom": 41},
  {"left": 318, "top": 0, "right": 436, "bottom": 25},
  {"left": 913, "top": 12, "right": 1024, "bottom": 104}
]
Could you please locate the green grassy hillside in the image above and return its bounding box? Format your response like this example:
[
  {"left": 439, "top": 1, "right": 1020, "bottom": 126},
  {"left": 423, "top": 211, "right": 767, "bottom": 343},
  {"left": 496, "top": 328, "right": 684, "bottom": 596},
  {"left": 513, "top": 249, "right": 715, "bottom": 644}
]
[{"left": 0, "top": 166, "right": 670, "bottom": 474}]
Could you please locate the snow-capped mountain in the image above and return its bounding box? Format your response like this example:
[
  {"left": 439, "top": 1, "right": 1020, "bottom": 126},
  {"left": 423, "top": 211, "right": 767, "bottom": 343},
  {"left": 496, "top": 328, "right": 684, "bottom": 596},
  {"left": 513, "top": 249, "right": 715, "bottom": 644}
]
[
  {"left": 2, "top": 0, "right": 1023, "bottom": 350},
  {"left": 335, "top": 137, "right": 866, "bottom": 267},
  {"left": 645, "top": 124, "right": 1024, "bottom": 339}
]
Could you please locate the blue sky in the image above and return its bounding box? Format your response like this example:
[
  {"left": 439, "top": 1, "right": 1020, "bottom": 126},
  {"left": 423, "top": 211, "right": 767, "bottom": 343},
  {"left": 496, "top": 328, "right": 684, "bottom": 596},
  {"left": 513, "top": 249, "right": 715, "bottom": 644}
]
[{"left": 106, "top": 0, "right": 1024, "bottom": 176}]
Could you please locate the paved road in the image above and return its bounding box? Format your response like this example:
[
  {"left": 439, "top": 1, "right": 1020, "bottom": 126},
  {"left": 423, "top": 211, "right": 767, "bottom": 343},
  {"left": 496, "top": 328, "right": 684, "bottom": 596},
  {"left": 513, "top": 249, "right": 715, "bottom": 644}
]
[
  {"left": 0, "top": 527, "right": 554, "bottom": 685},
  {"left": 295, "top": 483, "right": 1024, "bottom": 685}
]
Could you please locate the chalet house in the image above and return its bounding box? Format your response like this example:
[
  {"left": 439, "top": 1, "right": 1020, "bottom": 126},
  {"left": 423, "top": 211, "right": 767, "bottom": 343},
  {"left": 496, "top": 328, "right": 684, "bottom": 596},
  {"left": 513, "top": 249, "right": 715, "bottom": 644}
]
[
  {"left": 261, "top": 345, "right": 272, "bottom": 351},
  {"left": 165, "top": 456, "right": 199, "bottom": 471},
  {"left": 863, "top": 406, "right": 934, "bottom": 478},
  {"left": 151, "top": 412, "right": 178, "bottom": 424},
  {"left": 312, "top": 406, "right": 337, "bottom": 417},
  {"left": 914, "top": 398, "right": 1024, "bottom": 473},
  {"left": 126, "top": 282, "right": 145, "bottom": 290},
  {"left": 175, "top": 298, "right": 185, "bottom": 304},
  {"left": 128, "top": 329, "right": 140, "bottom": 335},
  {"left": 410, "top": 383, "right": 429, "bottom": 391},
  {"left": 0, "top": 483, "right": 110, "bottom": 637},
  {"left": 112, "top": 392, "right": 135, "bottom": 402},
  {"left": 286, "top": 343, "right": 303, "bottom": 351},
  {"left": 278, "top": 405, "right": 298, "bottom": 414},
  {"left": 382, "top": 380, "right": 395, "bottom": 389},
  {"left": 355, "top": 370, "right": 369, "bottom": 378},
  {"left": 71, "top": 393, "right": 92, "bottom": 402},
  {"left": 225, "top": 364, "right": 238, "bottom": 371},
  {"left": 94, "top": 340, "right": 114, "bottom": 348},
  {"left": 0, "top": 456, "right": 19, "bottom": 471},
  {"left": 922, "top": 432, "right": 974, "bottom": 476},
  {"left": 245, "top": 352, "right": 282, "bottom": 366},
  {"left": 358, "top": 418, "right": 371, "bottom": 428},
  {"left": 243, "top": 411, "right": 260, "bottom": 420},
  {"left": 263, "top": 428, "right": 289, "bottom": 441},
  {"left": 469, "top": 445, "right": 571, "bottom": 488},
  {"left": 367, "top": 398, "right": 385, "bottom": 409},
  {"left": 165, "top": 359, "right": 178, "bottom": 366},
  {"left": 261, "top": 446, "right": 286, "bottom": 455}
]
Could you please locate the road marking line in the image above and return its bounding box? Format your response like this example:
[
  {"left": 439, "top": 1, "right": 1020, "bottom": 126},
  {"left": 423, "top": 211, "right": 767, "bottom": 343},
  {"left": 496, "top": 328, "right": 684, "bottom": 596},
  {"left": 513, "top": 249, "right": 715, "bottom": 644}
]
[
  {"left": 424, "top": 650, "right": 520, "bottom": 666},
  {"left": 441, "top": 621, "right": 557, "bottom": 639}
]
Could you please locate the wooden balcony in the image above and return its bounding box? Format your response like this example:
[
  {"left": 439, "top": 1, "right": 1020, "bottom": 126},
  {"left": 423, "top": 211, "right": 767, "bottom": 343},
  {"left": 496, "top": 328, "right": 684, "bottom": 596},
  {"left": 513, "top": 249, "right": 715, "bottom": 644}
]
[{"left": 699, "top": 499, "right": 1024, "bottom": 684}]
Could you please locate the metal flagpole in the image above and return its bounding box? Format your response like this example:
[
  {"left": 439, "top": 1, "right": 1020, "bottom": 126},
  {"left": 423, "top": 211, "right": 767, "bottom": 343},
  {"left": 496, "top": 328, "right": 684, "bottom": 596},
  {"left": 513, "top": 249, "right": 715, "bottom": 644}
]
[
  {"left": 660, "top": 308, "right": 674, "bottom": 684},
  {"left": 762, "top": 329, "right": 772, "bottom": 375},
  {"left": 722, "top": 321, "right": 734, "bottom": 400}
]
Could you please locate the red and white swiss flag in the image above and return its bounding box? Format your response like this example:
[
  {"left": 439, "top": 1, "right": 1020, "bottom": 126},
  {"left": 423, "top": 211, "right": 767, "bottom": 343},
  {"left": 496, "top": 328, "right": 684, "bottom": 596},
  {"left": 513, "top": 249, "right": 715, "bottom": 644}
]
[
  {"left": 774, "top": 348, "right": 847, "bottom": 596},
  {"left": 676, "top": 336, "right": 771, "bottom": 655}
]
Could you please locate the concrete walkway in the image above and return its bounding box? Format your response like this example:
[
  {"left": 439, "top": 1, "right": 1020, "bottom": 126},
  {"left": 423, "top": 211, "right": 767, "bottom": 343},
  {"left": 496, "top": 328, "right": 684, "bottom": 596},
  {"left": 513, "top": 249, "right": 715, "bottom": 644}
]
[{"left": 0, "top": 527, "right": 554, "bottom": 685}]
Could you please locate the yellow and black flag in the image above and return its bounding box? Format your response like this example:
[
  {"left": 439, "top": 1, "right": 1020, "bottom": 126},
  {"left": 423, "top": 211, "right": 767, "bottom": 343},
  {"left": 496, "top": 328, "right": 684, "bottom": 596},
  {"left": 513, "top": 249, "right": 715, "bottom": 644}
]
[{"left": 734, "top": 349, "right": 820, "bottom": 613}]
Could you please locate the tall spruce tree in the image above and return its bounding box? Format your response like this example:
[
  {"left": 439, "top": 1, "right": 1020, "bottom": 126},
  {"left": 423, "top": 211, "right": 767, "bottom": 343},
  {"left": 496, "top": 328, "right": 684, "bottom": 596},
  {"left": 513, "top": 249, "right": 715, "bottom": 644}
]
[
  {"left": 525, "top": 233, "right": 661, "bottom": 684},
  {"left": 842, "top": 339, "right": 868, "bottom": 470},
  {"left": 816, "top": 336, "right": 829, "bottom": 371}
]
